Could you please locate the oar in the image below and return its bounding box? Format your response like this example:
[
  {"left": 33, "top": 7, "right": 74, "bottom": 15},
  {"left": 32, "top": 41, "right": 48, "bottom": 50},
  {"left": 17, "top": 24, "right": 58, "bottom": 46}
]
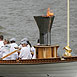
[{"left": 1, "top": 50, "right": 20, "bottom": 60}]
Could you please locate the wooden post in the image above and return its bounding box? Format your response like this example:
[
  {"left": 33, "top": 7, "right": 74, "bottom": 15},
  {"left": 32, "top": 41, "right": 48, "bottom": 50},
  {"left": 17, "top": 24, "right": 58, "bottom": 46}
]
[{"left": 53, "top": 47, "right": 57, "bottom": 58}]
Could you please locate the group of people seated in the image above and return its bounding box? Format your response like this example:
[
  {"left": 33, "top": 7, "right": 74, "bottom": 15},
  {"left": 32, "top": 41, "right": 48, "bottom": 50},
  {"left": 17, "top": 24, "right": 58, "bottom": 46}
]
[{"left": 0, "top": 35, "right": 36, "bottom": 60}]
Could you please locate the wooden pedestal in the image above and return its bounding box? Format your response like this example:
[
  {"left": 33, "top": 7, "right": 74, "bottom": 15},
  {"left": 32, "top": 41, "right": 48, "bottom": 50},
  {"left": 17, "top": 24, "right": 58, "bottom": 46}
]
[{"left": 34, "top": 45, "right": 59, "bottom": 59}]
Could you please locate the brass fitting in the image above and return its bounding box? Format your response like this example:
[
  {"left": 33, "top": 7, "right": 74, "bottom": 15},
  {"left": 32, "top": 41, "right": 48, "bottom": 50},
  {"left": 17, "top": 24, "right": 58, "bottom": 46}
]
[{"left": 63, "top": 46, "right": 72, "bottom": 57}]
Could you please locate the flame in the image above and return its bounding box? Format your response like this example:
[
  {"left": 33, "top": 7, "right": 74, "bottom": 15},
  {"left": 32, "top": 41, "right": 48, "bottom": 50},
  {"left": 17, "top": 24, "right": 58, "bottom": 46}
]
[{"left": 46, "top": 8, "right": 54, "bottom": 17}]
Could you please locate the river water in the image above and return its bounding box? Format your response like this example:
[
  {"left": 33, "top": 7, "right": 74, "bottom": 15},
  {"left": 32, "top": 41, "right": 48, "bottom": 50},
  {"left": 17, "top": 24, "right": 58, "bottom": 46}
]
[{"left": 0, "top": 0, "right": 77, "bottom": 56}]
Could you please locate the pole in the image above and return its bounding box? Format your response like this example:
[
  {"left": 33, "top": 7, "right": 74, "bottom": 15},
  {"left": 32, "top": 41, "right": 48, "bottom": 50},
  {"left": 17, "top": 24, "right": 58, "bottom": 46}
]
[
  {"left": 63, "top": 0, "right": 72, "bottom": 57},
  {"left": 67, "top": 0, "right": 70, "bottom": 46}
]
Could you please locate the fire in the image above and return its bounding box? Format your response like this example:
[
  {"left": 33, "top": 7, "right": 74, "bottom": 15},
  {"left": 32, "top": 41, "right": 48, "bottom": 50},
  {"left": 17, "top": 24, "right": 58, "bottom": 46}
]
[{"left": 46, "top": 8, "right": 54, "bottom": 17}]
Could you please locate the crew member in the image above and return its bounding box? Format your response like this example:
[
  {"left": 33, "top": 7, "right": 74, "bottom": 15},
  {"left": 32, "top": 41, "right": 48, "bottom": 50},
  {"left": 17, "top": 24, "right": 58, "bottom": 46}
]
[
  {"left": 31, "top": 46, "right": 36, "bottom": 59},
  {"left": 19, "top": 41, "right": 31, "bottom": 59},
  {"left": 10, "top": 38, "right": 18, "bottom": 60},
  {"left": 21, "top": 38, "right": 36, "bottom": 59},
  {"left": 0, "top": 35, "right": 4, "bottom": 48},
  {"left": 1, "top": 39, "right": 11, "bottom": 60},
  {"left": 0, "top": 35, "right": 4, "bottom": 58},
  {"left": 20, "top": 38, "right": 32, "bottom": 58}
]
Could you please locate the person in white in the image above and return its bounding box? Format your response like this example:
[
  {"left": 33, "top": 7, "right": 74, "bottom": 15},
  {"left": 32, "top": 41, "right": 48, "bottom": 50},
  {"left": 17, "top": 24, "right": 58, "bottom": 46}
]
[
  {"left": 19, "top": 38, "right": 32, "bottom": 58},
  {"left": 10, "top": 38, "right": 18, "bottom": 60},
  {"left": 19, "top": 41, "right": 32, "bottom": 60},
  {"left": 31, "top": 46, "right": 36, "bottom": 59},
  {"left": 0, "top": 35, "right": 4, "bottom": 48},
  {"left": 20, "top": 38, "right": 36, "bottom": 59},
  {"left": 0, "top": 35, "right": 4, "bottom": 58},
  {"left": 0, "top": 39, "right": 11, "bottom": 60}
]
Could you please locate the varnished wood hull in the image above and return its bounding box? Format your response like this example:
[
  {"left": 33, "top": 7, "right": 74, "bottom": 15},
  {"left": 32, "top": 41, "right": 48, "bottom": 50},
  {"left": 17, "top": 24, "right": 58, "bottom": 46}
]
[{"left": 0, "top": 57, "right": 77, "bottom": 77}]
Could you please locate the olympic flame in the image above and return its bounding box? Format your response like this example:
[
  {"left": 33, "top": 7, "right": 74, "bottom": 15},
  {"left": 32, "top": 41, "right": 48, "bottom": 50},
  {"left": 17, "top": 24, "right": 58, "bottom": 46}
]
[{"left": 46, "top": 8, "right": 54, "bottom": 17}]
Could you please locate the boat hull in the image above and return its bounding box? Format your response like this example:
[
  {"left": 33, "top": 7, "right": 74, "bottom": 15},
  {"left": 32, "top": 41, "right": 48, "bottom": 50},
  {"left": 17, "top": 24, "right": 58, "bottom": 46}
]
[{"left": 0, "top": 61, "right": 77, "bottom": 77}]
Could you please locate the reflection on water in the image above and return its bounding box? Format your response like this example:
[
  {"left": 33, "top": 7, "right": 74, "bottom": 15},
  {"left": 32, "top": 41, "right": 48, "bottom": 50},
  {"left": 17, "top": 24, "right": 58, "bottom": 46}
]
[{"left": 0, "top": 0, "right": 77, "bottom": 56}]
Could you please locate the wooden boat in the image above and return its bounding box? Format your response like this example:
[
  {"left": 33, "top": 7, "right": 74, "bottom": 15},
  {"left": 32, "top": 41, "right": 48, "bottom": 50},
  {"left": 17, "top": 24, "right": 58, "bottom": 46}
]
[
  {"left": 0, "top": 2, "right": 77, "bottom": 76},
  {"left": 0, "top": 32, "right": 77, "bottom": 77},
  {"left": 0, "top": 56, "right": 77, "bottom": 77}
]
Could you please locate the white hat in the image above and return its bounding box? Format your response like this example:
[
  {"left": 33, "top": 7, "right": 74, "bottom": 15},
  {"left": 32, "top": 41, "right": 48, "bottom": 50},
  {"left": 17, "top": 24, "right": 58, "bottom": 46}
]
[
  {"left": 21, "top": 41, "right": 28, "bottom": 45},
  {"left": 10, "top": 38, "right": 16, "bottom": 42},
  {"left": 21, "top": 38, "right": 28, "bottom": 42}
]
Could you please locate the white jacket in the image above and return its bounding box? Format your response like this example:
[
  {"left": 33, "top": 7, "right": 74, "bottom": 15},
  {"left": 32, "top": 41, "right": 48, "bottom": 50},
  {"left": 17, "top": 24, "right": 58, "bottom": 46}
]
[
  {"left": 19, "top": 44, "right": 32, "bottom": 59},
  {"left": 19, "top": 46, "right": 31, "bottom": 60},
  {"left": 10, "top": 43, "right": 18, "bottom": 60}
]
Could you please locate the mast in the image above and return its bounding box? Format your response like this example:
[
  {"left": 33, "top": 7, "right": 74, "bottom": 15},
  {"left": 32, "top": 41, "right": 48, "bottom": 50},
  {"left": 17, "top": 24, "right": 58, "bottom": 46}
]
[
  {"left": 67, "top": 0, "right": 70, "bottom": 46},
  {"left": 64, "top": 0, "right": 72, "bottom": 57}
]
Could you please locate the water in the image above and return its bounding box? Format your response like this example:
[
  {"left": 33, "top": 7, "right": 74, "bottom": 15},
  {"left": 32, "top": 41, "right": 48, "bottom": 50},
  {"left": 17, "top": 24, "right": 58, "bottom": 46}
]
[{"left": 0, "top": 0, "right": 77, "bottom": 56}]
